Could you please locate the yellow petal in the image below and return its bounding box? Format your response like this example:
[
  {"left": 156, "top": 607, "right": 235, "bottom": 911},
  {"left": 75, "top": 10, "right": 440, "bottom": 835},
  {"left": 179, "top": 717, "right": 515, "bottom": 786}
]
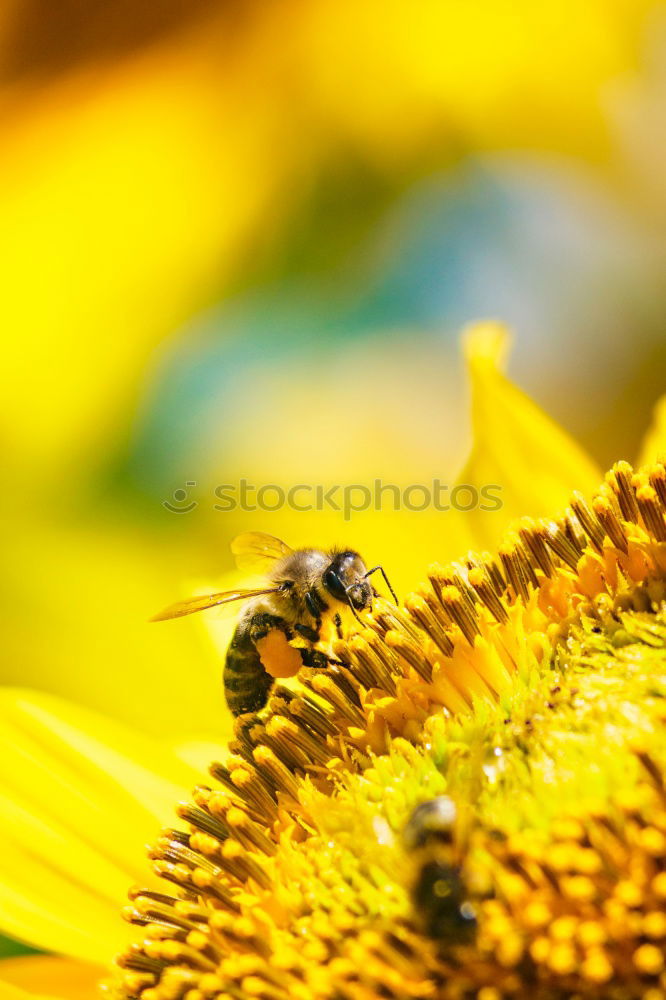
[
  {"left": 0, "top": 689, "right": 214, "bottom": 965},
  {"left": 1, "top": 518, "right": 232, "bottom": 743},
  {"left": 0, "top": 982, "right": 57, "bottom": 1000},
  {"left": 637, "top": 395, "right": 666, "bottom": 467},
  {"left": 0, "top": 956, "right": 101, "bottom": 1000},
  {"left": 171, "top": 739, "right": 234, "bottom": 774},
  {"left": 458, "top": 321, "right": 602, "bottom": 547}
]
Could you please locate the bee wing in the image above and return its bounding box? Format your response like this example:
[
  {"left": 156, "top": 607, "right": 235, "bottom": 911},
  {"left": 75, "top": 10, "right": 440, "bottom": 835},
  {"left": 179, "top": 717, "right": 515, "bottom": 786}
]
[
  {"left": 230, "top": 532, "right": 293, "bottom": 571},
  {"left": 150, "top": 587, "right": 279, "bottom": 622}
]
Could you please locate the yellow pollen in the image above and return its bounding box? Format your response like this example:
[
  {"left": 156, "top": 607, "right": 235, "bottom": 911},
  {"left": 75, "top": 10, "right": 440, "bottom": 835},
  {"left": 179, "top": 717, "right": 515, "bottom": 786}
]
[
  {"left": 581, "top": 948, "right": 614, "bottom": 983},
  {"left": 634, "top": 944, "right": 665, "bottom": 976}
]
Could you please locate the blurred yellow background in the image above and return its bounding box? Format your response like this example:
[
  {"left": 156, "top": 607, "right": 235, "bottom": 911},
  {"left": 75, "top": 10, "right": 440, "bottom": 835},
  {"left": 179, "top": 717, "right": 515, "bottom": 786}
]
[{"left": 2, "top": 0, "right": 666, "bottom": 762}]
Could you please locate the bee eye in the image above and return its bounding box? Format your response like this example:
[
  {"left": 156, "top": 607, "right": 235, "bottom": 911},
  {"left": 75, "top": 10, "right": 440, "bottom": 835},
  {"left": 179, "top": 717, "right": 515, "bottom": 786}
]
[{"left": 324, "top": 568, "right": 345, "bottom": 600}]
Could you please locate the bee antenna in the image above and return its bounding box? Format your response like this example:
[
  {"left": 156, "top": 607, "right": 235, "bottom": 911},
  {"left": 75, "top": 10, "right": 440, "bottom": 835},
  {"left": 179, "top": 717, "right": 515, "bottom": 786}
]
[{"left": 363, "top": 565, "right": 398, "bottom": 605}]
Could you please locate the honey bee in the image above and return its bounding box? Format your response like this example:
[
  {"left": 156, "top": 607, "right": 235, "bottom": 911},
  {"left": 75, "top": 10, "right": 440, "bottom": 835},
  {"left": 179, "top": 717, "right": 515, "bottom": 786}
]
[
  {"left": 151, "top": 532, "right": 397, "bottom": 717},
  {"left": 404, "top": 797, "right": 477, "bottom": 944}
]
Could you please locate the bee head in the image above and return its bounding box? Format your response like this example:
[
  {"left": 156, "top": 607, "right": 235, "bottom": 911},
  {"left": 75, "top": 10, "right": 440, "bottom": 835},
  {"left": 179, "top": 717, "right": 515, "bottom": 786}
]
[
  {"left": 323, "top": 551, "right": 373, "bottom": 611},
  {"left": 403, "top": 797, "right": 457, "bottom": 850}
]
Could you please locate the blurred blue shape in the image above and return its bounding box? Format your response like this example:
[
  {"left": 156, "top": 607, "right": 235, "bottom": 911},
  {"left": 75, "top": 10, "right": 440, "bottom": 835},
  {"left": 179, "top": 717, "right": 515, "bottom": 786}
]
[{"left": 120, "top": 158, "right": 653, "bottom": 497}]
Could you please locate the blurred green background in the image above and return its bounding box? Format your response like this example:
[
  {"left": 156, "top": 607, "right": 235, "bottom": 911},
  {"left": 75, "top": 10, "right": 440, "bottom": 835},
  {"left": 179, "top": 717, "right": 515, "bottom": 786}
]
[{"left": 1, "top": 0, "right": 666, "bottom": 853}]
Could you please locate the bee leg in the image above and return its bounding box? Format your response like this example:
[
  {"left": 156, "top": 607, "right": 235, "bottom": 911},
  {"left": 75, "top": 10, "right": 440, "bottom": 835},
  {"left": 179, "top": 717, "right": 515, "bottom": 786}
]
[
  {"left": 299, "top": 648, "right": 343, "bottom": 670},
  {"left": 334, "top": 613, "right": 343, "bottom": 640},
  {"left": 225, "top": 613, "right": 297, "bottom": 718},
  {"left": 247, "top": 612, "right": 292, "bottom": 643},
  {"left": 304, "top": 591, "right": 325, "bottom": 633},
  {"left": 294, "top": 623, "right": 320, "bottom": 643}
]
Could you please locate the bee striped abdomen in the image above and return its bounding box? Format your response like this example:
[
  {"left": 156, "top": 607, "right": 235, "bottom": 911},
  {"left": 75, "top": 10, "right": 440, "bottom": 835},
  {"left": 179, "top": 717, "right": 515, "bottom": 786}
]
[{"left": 223, "top": 627, "right": 274, "bottom": 717}]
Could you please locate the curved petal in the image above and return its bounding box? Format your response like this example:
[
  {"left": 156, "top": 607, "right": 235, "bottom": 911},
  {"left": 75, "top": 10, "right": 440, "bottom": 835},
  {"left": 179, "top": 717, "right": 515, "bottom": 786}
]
[
  {"left": 0, "top": 689, "right": 215, "bottom": 965},
  {"left": 637, "top": 394, "right": 666, "bottom": 467},
  {"left": 0, "top": 519, "right": 231, "bottom": 743},
  {"left": 458, "top": 321, "right": 602, "bottom": 547},
  {"left": 0, "top": 983, "right": 56, "bottom": 1000},
  {"left": 0, "top": 956, "right": 101, "bottom": 1000}
]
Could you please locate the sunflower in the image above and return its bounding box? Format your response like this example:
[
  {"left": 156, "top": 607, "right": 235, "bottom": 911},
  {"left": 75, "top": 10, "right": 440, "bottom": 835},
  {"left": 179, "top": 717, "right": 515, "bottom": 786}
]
[{"left": 1, "top": 323, "right": 665, "bottom": 999}]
